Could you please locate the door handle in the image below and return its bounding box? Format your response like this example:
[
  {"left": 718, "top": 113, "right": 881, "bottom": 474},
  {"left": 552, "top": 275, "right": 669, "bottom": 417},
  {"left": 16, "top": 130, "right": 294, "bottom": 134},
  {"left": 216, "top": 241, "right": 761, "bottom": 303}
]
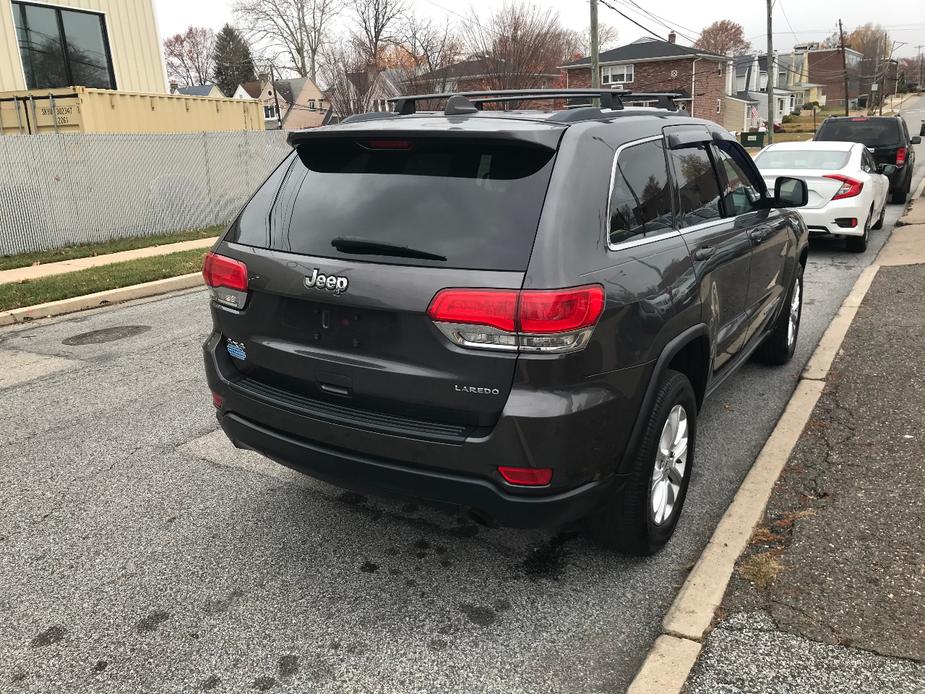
[
  {"left": 748, "top": 226, "right": 772, "bottom": 244},
  {"left": 693, "top": 245, "right": 715, "bottom": 260}
]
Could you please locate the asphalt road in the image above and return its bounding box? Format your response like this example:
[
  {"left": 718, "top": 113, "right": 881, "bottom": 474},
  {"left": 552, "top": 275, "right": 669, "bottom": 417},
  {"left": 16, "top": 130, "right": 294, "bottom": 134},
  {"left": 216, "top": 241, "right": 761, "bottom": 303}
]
[{"left": 1, "top": 100, "right": 923, "bottom": 694}]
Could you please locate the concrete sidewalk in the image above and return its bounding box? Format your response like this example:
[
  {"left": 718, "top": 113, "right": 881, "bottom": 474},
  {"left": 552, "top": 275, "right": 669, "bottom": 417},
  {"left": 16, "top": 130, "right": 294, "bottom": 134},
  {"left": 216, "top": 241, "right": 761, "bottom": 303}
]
[
  {"left": 683, "top": 212, "right": 925, "bottom": 692},
  {"left": 0, "top": 237, "right": 216, "bottom": 285}
]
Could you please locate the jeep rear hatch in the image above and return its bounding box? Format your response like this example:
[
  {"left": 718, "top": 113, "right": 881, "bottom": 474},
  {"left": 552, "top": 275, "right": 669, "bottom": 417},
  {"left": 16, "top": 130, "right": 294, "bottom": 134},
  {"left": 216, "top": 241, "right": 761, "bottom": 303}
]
[{"left": 209, "top": 130, "right": 562, "bottom": 433}]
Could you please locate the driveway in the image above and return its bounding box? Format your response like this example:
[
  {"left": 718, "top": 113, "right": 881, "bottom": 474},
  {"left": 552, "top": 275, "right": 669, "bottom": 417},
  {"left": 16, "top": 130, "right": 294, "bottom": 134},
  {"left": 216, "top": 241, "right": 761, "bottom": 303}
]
[{"left": 1, "top": 100, "right": 922, "bottom": 693}]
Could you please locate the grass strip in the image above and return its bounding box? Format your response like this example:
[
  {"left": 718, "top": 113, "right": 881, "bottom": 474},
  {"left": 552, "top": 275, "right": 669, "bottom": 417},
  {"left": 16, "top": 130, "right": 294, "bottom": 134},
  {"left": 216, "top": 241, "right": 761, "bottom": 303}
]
[
  {"left": 0, "top": 226, "right": 222, "bottom": 271},
  {"left": 0, "top": 248, "right": 206, "bottom": 312}
]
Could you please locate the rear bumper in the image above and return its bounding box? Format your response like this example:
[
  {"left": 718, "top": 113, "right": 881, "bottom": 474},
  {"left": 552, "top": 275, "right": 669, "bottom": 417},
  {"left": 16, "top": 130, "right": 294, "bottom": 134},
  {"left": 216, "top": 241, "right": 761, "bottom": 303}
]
[
  {"left": 202, "top": 332, "right": 643, "bottom": 528},
  {"left": 218, "top": 411, "right": 618, "bottom": 528},
  {"left": 800, "top": 202, "right": 869, "bottom": 237}
]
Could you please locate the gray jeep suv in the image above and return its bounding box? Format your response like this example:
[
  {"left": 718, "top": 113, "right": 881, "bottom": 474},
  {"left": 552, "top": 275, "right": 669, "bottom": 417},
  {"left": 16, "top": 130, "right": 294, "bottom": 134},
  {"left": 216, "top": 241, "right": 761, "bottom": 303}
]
[{"left": 202, "top": 89, "right": 809, "bottom": 554}]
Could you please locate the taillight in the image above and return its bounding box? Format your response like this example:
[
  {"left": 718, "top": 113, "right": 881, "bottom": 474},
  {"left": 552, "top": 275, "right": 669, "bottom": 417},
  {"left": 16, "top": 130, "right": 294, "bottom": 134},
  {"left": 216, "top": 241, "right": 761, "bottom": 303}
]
[
  {"left": 498, "top": 466, "right": 553, "bottom": 486},
  {"left": 824, "top": 174, "right": 863, "bottom": 201},
  {"left": 896, "top": 147, "right": 907, "bottom": 167},
  {"left": 427, "top": 285, "right": 605, "bottom": 353},
  {"left": 203, "top": 252, "right": 248, "bottom": 309}
]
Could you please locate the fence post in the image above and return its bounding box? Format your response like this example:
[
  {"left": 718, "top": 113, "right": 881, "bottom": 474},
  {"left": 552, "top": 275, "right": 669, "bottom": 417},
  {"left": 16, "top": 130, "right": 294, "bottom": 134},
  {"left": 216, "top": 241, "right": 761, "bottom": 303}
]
[{"left": 202, "top": 131, "right": 215, "bottom": 227}]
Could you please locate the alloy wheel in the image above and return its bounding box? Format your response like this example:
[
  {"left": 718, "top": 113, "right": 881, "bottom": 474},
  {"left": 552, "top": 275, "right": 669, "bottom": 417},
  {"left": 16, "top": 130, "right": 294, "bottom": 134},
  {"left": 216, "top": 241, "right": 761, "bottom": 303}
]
[
  {"left": 651, "top": 404, "right": 688, "bottom": 525},
  {"left": 787, "top": 275, "right": 802, "bottom": 348}
]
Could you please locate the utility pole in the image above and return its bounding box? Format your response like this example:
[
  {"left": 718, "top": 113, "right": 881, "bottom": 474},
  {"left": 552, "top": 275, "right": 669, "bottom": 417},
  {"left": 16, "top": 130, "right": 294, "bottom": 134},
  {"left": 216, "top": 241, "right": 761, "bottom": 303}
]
[
  {"left": 269, "top": 63, "right": 283, "bottom": 130},
  {"left": 766, "top": 0, "right": 774, "bottom": 144},
  {"left": 917, "top": 45, "right": 924, "bottom": 91},
  {"left": 838, "top": 20, "right": 850, "bottom": 116},
  {"left": 590, "top": 0, "right": 600, "bottom": 90},
  {"left": 871, "top": 34, "right": 882, "bottom": 114}
]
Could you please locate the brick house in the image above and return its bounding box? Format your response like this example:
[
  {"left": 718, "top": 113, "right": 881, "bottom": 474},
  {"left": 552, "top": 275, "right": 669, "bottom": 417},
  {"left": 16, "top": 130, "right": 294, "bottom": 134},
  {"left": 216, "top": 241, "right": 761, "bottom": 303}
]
[
  {"left": 800, "top": 44, "right": 863, "bottom": 109},
  {"left": 560, "top": 36, "right": 732, "bottom": 125}
]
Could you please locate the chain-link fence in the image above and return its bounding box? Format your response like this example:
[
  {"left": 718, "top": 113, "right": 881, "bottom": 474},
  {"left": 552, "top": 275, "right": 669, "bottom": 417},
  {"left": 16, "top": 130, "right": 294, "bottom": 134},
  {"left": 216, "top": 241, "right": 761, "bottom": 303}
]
[{"left": 0, "top": 130, "right": 291, "bottom": 256}]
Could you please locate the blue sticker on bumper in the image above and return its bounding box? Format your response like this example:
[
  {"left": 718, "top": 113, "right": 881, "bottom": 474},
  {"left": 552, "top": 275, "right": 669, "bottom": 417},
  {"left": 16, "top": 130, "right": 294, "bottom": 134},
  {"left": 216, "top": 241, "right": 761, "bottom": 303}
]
[{"left": 226, "top": 340, "right": 246, "bottom": 360}]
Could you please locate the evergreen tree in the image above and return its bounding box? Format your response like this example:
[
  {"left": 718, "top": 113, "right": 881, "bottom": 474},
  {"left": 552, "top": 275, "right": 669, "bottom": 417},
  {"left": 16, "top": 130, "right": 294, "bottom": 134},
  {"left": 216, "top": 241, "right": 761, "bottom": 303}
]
[{"left": 212, "top": 25, "right": 256, "bottom": 97}]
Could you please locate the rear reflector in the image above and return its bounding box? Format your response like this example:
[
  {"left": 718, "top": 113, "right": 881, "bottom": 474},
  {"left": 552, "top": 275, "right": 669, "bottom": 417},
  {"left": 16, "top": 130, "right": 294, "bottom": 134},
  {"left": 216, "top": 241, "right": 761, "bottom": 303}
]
[
  {"left": 427, "top": 285, "right": 605, "bottom": 353},
  {"left": 824, "top": 174, "right": 863, "bottom": 201},
  {"left": 835, "top": 218, "right": 858, "bottom": 229},
  {"left": 498, "top": 466, "right": 553, "bottom": 486},
  {"left": 203, "top": 252, "right": 248, "bottom": 309},
  {"left": 896, "top": 147, "right": 907, "bottom": 167},
  {"left": 211, "top": 391, "right": 223, "bottom": 408}
]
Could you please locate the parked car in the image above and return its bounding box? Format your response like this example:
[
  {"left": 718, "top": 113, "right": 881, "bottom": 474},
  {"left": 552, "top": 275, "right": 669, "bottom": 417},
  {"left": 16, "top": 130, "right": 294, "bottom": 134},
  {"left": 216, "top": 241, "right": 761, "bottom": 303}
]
[
  {"left": 754, "top": 141, "right": 891, "bottom": 252},
  {"left": 202, "top": 89, "right": 809, "bottom": 555},
  {"left": 813, "top": 115, "right": 920, "bottom": 204}
]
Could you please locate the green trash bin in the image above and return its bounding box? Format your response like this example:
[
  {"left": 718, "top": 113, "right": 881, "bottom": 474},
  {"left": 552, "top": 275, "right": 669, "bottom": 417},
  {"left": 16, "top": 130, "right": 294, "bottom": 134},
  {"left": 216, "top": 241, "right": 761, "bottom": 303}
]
[{"left": 739, "top": 131, "right": 765, "bottom": 148}]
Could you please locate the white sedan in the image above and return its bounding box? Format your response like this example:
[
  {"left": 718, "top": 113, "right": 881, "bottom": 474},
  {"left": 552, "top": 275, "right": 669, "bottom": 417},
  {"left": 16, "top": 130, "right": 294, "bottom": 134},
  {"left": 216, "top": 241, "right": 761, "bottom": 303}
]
[{"left": 754, "top": 141, "right": 891, "bottom": 252}]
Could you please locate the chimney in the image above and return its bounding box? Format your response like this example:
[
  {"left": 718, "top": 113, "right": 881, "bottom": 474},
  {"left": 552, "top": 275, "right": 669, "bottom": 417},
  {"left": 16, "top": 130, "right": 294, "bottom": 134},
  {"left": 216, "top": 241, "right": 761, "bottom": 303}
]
[
  {"left": 668, "top": 32, "right": 676, "bottom": 44},
  {"left": 169, "top": 79, "right": 178, "bottom": 94},
  {"left": 257, "top": 72, "right": 269, "bottom": 84}
]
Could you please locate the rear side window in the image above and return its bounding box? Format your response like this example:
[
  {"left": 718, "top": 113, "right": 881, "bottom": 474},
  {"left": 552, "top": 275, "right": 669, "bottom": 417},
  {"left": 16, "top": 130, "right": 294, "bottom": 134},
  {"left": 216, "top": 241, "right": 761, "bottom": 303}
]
[
  {"left": 815, "top": 118, "right": 902, "bottom": 148},
  {"left": 669, "top": 145, "right": 721, "bottom": 227},
  {"left": 608, "top": 139, "right": 674, "bottom": 245},
  {"left": 232, "top": 138, "right": 556, "bottom": 271}
]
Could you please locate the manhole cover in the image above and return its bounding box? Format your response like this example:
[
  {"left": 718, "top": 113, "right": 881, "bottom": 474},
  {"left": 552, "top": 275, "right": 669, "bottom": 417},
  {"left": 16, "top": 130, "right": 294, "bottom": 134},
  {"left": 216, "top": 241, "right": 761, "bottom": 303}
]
[{"left": 62, "top": 325, "right": 151, "bottom": 346}]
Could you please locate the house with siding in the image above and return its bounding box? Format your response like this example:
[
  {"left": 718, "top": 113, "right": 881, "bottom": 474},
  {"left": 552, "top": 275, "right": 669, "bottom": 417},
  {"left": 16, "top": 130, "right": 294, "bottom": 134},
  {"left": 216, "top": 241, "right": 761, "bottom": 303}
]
[{"left": 236, "top": 75, "right": 331, "bottom": 130}]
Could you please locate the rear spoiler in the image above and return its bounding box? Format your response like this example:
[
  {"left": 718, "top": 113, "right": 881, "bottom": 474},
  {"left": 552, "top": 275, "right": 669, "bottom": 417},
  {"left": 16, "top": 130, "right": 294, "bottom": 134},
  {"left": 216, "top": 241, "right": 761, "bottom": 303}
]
[{"left": 287, "top": 126, "right": 564, "bottom": 151}]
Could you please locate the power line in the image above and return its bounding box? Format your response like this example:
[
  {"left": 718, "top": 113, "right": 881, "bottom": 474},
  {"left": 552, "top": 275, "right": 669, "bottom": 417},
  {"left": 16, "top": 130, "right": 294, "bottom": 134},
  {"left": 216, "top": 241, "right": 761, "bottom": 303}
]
[{"left": 598, "top": 0, "right": 664, "bottom": 42}]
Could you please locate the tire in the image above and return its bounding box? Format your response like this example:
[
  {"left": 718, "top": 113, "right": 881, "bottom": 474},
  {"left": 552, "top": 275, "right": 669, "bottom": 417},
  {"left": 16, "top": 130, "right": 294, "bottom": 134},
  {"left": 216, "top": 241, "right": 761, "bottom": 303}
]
[
  {"left": 589, "top": 370, "right": 696, "bottom": 555},
  {"left": 755, "top": 262, "right": 803, "bottom": 365},
  {"left": 846, "top": 209, "right": 871, "bottom": 253},
  {"left": 872, "top": 203, "right": 885, "bottom": 230}
]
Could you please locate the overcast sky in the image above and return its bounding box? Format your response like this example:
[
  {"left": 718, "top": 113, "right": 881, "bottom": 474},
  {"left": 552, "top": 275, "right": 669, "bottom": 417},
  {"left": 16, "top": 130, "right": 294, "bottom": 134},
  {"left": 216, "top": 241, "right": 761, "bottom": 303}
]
[{"left": 153, "top": 0, "right": 925, "bottom": 60}]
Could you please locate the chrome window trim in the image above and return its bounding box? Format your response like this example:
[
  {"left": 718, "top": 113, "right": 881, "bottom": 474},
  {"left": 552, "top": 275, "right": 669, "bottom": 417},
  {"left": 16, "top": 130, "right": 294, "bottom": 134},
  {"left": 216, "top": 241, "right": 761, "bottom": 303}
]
[{"left": 606, "top": 135, "right": 673, "bottom": 252}]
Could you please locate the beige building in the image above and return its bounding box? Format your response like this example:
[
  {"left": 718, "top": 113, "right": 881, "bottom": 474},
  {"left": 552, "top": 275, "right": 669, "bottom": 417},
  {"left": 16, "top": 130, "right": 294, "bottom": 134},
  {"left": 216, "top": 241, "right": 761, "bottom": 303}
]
[
  {"left": 1, "top": 0, "right": 167, "bottom": 94},
  {"left": 236, "top": 76, "right": 330, "bottom": 130},
  {"left": 0, "top": 0, "right": 265, "bottom": 134}
]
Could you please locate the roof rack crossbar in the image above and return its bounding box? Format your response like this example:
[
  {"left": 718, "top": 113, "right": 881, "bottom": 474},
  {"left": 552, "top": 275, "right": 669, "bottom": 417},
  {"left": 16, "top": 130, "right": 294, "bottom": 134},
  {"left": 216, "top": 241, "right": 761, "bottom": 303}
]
[{"left": 389, "top": 89, "right": 682, "bottom": 115}]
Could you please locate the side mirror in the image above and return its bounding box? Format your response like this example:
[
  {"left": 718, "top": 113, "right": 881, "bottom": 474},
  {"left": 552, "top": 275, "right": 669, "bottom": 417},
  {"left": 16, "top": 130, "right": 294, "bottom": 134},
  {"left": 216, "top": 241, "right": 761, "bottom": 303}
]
[
  {"left": 774, "top": 177, "right": 808, "bottom": 208},
  {"left": 912, "top": 136, "right": 922, "bottom": 145},
  {"left": 879, "top": 164, "right": 897, "bottom": 176}
]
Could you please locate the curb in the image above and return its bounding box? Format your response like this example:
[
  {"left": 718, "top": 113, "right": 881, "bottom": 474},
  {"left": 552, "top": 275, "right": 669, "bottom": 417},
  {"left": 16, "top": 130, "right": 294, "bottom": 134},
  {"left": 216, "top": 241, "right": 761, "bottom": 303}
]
[
  {"left": 627, "top": 261, "right": 884, "bottom": 692},
  {"left": 0, "top": 273, "right": 203, "bottom": 327}
]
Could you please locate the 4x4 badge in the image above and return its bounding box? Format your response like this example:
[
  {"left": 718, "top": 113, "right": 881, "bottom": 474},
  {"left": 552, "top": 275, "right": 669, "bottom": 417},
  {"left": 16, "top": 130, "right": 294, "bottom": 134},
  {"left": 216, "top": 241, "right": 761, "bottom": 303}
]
[{"left": 305, "top": 268, "right": 349, "bottom": 295}]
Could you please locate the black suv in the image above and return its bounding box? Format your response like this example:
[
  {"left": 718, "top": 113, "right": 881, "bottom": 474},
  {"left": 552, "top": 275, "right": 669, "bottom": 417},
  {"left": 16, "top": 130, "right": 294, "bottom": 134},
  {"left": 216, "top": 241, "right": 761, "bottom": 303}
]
[
  {"left": 202, "top": 89, "right": 809, "bottom": 554},
  {"left": 814, "top": 115, "right": 921, "bottom": 204}
]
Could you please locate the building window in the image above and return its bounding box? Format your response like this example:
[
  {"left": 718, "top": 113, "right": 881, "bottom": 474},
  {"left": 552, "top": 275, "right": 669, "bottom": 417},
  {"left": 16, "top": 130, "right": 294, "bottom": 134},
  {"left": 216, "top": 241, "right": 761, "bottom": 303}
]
[
  {"left": 264, "top": 104, "right": 279, "bottom": 120},
  {"left": 308, "top": 99, "right": 316, "bottom": 110},
  {"left": 601, "top": 64, "right": 634, "bottom": 85},
  {"left": 716, "top": 98, "right": 722, "bottom": 114},
  {"left": 13, "top": 1, "right": 116, "bottom": 90}
]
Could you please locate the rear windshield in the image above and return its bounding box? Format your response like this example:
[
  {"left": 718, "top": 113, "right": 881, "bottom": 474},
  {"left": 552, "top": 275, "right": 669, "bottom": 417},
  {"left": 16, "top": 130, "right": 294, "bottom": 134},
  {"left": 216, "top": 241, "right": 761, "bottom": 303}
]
[
  {"left": 755, "top": 149, "right": 851, "bottom": 170},
  {"left": 231, "top": 138, "right": 556, "bottom": 271},
  {"left": 815, "top": 118, "right": 902, "bottom": 148}
]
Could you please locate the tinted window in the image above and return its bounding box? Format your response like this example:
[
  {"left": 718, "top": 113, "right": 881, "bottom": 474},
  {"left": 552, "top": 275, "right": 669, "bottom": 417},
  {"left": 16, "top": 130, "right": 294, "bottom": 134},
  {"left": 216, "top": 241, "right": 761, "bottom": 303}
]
[
  {"left": 670, "top": 145, "right": 721, "bottom": 227},
  {"left": 609, "top": 139, "right": 674, "bottom": 245},
  {"left": 712, "top": 145, "right": 761, "bottom": 216},
  {"left": 815, "top": 118, "right": 902, "bottom": 148},
  {"left": 755, "top": 149, "right": 851, "bottom": 170},
  {"left": 232, "top": 139, "right": 556, "bottom": 271},
  {"left": 13, "top": 1, "right": 115, "bottom": 90}
]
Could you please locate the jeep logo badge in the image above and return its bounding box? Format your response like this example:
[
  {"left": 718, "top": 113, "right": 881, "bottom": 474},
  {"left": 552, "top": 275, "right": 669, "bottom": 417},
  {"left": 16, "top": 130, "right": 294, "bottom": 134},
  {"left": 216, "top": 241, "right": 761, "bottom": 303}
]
[{"left": 305, "top": 268, "right": 349, "bottom": 295}]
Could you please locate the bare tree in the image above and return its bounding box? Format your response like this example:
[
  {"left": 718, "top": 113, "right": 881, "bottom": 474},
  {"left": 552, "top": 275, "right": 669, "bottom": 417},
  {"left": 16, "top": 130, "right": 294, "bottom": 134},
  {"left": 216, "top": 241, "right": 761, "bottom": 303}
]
[
  {"left": 351, "top": 0, "right": 408, "bottom": 67},
  {"left": 463, "top": 2, "right": 572, "bottom": 92},
  {"left": 693, "top": 20, "right": 751, "bottom": 57},
  {"left": 163, "top": 27, "right": 216, "bottom": 86},
  {"left": 320, "top": 41, "right": 373, "bottom": 118},
  {"left": 395, "top": 15, "right": 461, "bottom": 93},
  {"left": 234, "top": 0, "right": 342, "bottom": 82},
  {"left": 565, "top": 23, "right": 619, "bottom": 60},
  {"left": 847, "top": 23, "right": 891, "bottom": 61}
]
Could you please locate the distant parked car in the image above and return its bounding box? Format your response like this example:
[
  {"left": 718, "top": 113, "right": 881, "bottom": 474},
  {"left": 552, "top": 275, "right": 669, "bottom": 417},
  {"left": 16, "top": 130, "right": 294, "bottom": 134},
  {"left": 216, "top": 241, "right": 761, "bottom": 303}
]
[
  {"left": 755, "top": 141, "right": 890, "bottom": 252},
  {"left": 813, "top": 115, "right": 920, "bottom": 204}
]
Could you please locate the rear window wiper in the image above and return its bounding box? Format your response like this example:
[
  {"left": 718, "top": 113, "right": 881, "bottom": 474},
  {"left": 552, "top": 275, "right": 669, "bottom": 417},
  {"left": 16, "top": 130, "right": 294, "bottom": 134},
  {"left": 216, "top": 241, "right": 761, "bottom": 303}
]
[{"left": 330, "top": 237, "right": 447, "bottom": 262}]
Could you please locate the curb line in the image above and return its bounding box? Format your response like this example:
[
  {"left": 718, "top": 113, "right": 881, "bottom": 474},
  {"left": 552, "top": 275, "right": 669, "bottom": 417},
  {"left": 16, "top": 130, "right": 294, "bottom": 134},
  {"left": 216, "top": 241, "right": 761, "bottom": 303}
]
[
  {"left": 627, "top": 261, "right": 884, "bottom": 693},
  {"left": 0, "top": 273, "right": 203, "bottom": 327}
]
